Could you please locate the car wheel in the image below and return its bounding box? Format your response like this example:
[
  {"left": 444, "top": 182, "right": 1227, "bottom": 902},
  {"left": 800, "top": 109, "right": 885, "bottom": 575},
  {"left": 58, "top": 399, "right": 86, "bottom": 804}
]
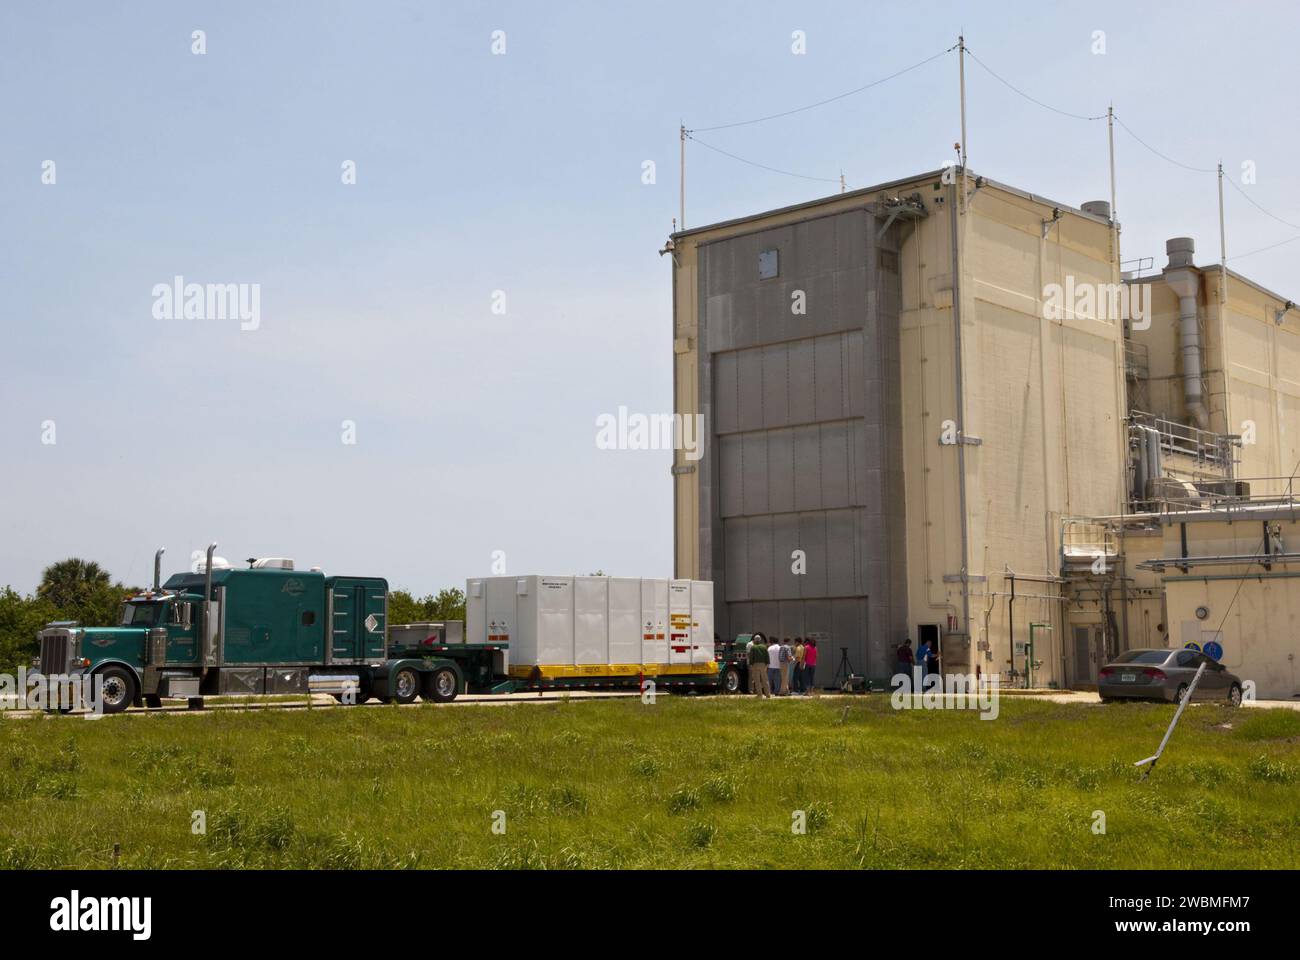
[
  {"left": 1228, "top": 683, "right": 1243, "bottom": 707},
  {"left": 95, "top": 666, "right": 136, "bottom": 715},
  {"left": 421, "top": 667, "right": 459, "bottom": 703},
  {"left": 1174, "top": 683, "right": 1190, "bottom": 704}
]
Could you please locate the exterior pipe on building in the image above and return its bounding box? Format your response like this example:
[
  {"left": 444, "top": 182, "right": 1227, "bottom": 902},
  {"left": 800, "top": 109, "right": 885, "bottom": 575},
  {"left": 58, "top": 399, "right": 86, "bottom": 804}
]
[
  {"left": 1144, "top": 425, "right": 1162, "bottom": 499},
  {"left": 1133, "top": 428, "right": 1149, "bottom": 502},
  {"left": 948, "top": 182, "right": 973, "bottom": 647},
  {"left": 1164, "top": 237, "right": 1209, "bottom": 429}
]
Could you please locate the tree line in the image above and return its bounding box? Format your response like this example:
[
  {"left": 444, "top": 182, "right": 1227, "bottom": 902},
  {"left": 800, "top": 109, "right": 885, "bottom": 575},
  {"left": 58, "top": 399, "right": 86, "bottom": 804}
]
[{"left": 0, "top": 558, "right": 466, "bottom": 671}]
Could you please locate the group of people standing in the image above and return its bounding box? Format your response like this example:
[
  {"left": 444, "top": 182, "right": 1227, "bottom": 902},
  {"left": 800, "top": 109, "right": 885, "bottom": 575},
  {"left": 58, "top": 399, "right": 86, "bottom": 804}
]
[
  {"left": 893, "top": 637, "right": 939, "bottom": 682},
  {"left": 745, "top": 632, "right": 818, "bottom": 697}
]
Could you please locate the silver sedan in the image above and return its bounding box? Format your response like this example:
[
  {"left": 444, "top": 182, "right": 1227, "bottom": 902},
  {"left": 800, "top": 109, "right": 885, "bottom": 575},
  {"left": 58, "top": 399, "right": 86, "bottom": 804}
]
[{"left": 1098, "top": 648, "right": 1243, "bottom": 706}]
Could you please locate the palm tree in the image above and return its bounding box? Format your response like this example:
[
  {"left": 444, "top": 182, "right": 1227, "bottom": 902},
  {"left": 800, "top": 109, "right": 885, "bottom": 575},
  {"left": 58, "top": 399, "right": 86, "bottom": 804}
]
[{"left": 38, "top": 558, "right": 112, "bottom": 610}]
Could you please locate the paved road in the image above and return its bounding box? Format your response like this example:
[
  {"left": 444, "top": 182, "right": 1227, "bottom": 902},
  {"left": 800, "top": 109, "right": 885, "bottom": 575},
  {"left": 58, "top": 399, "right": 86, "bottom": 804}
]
[
  {"left": 4, "top": 687, "right": 1297, "bottom": 719},
  {"left": 1011, "top": 689, "right": 1300, "bottom": 710}
]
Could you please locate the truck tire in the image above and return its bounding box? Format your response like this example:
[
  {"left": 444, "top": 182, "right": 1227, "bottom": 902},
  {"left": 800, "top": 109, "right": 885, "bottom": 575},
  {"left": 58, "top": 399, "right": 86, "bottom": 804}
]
[
  {"left": 334, "top": 679, "right": 370, "bottom": 705},
  {"left": 721, "top": 666, "right": 743, "bottom": 695},
  {"left": 421, "top": 667, "right": 459, "bottom": 703},
  {"left": 96, "top": 666, "right": 136, "bottom": 715},
  {"left": 392, "top": 667, "right": 420, "bottom": 705}
]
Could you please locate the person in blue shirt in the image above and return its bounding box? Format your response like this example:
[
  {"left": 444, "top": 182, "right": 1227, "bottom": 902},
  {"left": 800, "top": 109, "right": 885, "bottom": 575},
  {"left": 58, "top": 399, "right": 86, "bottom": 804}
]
[{"left": 915, "top": 637, "right": 932, "bottom": 683}]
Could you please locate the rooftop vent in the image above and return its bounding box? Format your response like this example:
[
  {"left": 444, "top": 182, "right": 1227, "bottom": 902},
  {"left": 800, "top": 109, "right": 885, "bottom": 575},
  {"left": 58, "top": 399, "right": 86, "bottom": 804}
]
[
  {"left": 1166, "top": 236, "right": 1196, "bottom": 269},
  {"left": 1081, "top": 200, "right": 1111, "bottom": 220}
]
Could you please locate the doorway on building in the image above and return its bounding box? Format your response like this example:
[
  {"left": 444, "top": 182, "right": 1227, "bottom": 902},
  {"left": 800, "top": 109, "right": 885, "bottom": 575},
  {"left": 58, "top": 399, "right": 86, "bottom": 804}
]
[
  {"left": 917, "top": 623, "right": 941, "bottom": 679},
  {"left": 1070, "top": 624, "right": 1103, "bottom": 688}
]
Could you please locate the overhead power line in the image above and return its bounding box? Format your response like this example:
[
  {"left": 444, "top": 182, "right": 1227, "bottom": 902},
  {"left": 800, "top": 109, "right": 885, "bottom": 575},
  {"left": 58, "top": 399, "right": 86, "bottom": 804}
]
[
  {"left": 1112, "top": 115, "right": 1217, "bottom": 174},
  {"left": 963, "top": 47, "right": 1105, "bottom": 121},
  {"left": 1225, "top": 175, "right": 1300, "bottom": 232},
  {"left": 688, "top": 44, "right": 956, "bottom": 133},
  {"left": 685, "top": 132, "right": 840, "bottom": 183},
  {"left": 1229, "top": 233, "right": 1300, "bottom": 262},
  {"left": 680, "top": 38, "right": 1299, "bottom": 272}
]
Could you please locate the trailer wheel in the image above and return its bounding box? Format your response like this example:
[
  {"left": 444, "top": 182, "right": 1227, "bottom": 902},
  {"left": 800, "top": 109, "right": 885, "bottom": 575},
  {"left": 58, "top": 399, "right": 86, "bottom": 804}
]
[
  {"left": 721, "top": 666, "right": 743, "bottom": 695},
  {"left": 392, "top": 667, "right": 420, "bottom": 705},
  {"left": 95, "top": 666, "right": 136, "bottom": 715},
  {"left": 422, "top": 667, "right": 459, "bottom": 703}
]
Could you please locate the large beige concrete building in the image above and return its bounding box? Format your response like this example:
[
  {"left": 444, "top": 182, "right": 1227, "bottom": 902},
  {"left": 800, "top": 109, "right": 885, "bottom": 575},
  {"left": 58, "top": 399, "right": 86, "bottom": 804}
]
[{"left": 669, "top": 166, "right": 1300, "bottom": 697}]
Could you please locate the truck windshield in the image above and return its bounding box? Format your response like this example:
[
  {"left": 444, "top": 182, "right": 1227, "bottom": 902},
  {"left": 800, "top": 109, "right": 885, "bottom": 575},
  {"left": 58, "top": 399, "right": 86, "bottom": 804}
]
[{"left": 119, "top": 602, "right": 162, "bottom": 627}]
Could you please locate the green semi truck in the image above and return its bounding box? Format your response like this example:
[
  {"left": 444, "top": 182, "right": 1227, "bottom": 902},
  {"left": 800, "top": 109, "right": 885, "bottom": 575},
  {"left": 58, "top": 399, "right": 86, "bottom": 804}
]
[
  {"left": 35, "top": 545, "right": 511, "bottom": 714},
  {"left": 35, "top": 545, "right": 733, "bottom": 714}
]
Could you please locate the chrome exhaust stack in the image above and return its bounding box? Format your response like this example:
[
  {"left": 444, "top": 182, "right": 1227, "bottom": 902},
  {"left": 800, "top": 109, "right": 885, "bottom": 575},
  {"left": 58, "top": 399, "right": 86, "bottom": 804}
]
[
  {"left": 202, "top": 542, "right": 217, "bottom": 666},
  {"left": 153, "top": 547, "right": 166, "bottom": 593}
]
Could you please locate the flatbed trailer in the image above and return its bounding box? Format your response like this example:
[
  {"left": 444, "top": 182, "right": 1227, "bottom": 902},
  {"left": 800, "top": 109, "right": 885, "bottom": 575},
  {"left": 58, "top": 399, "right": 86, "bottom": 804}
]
[{"left": 413, "top": 645, "right": 729, "bottom": 696}]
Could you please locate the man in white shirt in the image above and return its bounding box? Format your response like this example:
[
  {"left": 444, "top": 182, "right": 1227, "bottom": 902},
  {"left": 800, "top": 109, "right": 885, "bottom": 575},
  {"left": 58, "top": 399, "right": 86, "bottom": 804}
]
[{"left": 767, "top": 638, "right": 783, "bottom": 696}]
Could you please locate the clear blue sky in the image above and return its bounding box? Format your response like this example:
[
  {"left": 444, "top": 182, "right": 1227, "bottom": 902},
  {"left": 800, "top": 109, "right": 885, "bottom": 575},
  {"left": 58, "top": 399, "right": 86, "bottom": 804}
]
[{"left": 2, "top": 0, "right": 1298, "bottom": 594}]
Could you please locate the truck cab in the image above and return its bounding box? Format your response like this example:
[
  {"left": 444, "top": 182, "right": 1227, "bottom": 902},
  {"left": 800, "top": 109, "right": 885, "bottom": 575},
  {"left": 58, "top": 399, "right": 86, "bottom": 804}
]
[{"left": 37, "top": 589, "right": 204, "bottom": 713}]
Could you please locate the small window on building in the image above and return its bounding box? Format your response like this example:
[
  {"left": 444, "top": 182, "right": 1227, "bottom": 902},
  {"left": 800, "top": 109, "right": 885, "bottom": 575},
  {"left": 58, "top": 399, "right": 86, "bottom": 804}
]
[
  {"left": 758, "top": 248, "right": 779, "bottom": 280},
  {"left": 301, "top": 611, "right": 316, "bottom": 627}
]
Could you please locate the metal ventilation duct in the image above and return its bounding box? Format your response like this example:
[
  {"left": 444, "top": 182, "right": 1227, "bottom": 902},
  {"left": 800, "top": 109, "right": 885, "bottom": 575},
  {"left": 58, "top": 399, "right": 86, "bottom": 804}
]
[{"left": 1163, "top": 237, "right": 1208, "bottom": 429}]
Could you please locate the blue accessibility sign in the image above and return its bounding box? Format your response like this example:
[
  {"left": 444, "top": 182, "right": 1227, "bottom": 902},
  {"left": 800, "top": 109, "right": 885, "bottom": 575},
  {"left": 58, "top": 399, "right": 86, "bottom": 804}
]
[{"left": 1203, "top": 640, "right": 1224, "bottom": 661}]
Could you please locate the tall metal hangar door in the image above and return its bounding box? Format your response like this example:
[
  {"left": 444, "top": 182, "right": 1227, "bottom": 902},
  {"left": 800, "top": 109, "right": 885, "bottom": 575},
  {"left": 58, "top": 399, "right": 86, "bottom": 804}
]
[{"left": 696, "top": 207, "right": 907, "bottom": 680}]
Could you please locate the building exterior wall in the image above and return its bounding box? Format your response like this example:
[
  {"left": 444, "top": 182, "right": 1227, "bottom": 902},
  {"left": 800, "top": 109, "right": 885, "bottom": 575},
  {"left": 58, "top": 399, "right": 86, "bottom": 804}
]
[
  {"left": 686, "top": 205, "right": 909, "bottom": 676},
  {"left": 1062, "top": 522, "right": 1166, "bottom": 685},
  {"left": 1129, "top": 276, "right": 1232, "bottom": 438},
  {"left": 673, "top": 172, "right": 1127, "bottom": 687},
  {"left": 1127, "top": 266, "right": 1300, "bottom": 492},
  {"left": 1158, "top": 513, "right": 1300, "bottom": 700},
  {"left": 1219, "top": 275, "right": 1300, "bottom": 494},
  {"left": 956, "top": 185, "right": 1124, "bottom": 687}
]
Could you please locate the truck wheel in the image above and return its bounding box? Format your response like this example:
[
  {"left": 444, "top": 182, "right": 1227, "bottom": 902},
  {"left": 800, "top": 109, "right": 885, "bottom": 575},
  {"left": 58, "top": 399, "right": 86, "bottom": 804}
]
[
  {"left": 721, "top": 666, "right": 742, "bottom": 695},
  {"left": 422, "top": 667, "right": 459, "bottom": 703},
  {"left": 334, "top": 680, "right": 370, "bottom": 705},
  {"left": 392, "top": 667, "right": 420, "bottom": 705},
  {"left": 96, "top": 666, "right": 136, "bottom": 715}
]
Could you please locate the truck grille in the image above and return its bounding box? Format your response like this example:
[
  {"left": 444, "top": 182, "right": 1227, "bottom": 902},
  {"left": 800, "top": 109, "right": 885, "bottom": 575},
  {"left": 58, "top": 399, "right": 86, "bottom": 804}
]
[{"left": 39, "top": 632, "right": 70, "bottom": 675}]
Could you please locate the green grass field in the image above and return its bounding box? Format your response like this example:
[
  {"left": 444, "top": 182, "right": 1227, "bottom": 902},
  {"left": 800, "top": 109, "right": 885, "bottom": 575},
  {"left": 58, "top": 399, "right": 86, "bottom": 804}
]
[{"left": 1, "top": 695, "right": 1298, "bottom": 869}]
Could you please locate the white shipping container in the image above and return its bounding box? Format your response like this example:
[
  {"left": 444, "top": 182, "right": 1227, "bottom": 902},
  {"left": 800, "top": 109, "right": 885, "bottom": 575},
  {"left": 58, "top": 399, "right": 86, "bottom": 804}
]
[
  {"left": 608, "top": 578, "right": 642, "bottom": 665},
  {"left": 640, "top": 578, "right": 668, "bottom": 665},
  {"left": 669, "top": 580, "right": 692, "bottom": 665},
  {"left": 574, "top": 576, "right": 607, "bottom": 665},
  {"left": 467, "top": 575, "right": 715, "bottom": 678},
  {"left": 690, "top": 580, "right": 714, "bottom": 667}
]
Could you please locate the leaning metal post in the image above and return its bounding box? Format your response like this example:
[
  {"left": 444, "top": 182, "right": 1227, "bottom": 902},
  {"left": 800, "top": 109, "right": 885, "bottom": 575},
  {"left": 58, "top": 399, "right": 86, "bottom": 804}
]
[{"left": 1134, "top": 660, "right": 1207, "bottom": 780}]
